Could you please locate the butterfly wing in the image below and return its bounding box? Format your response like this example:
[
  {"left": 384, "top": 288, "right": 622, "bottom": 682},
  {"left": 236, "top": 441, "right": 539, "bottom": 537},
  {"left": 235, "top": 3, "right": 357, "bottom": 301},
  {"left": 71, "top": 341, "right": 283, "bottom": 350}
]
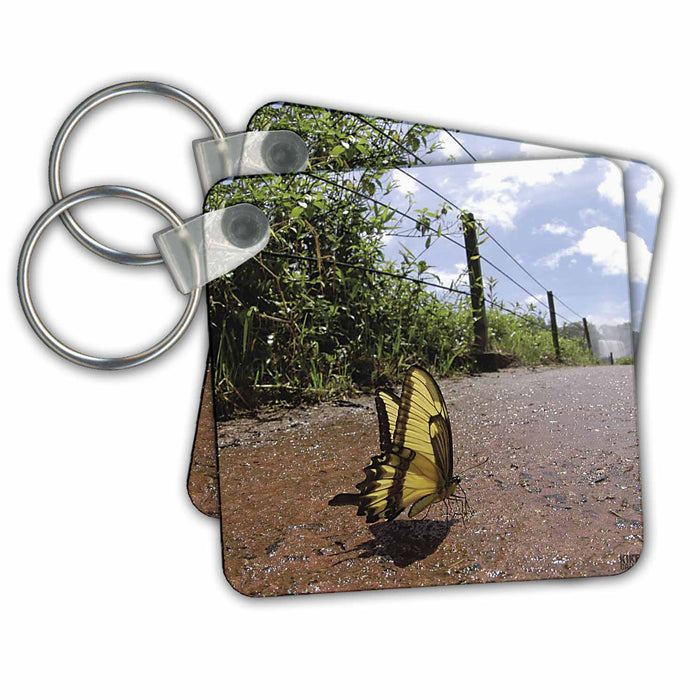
[
  {"left": 393, "top": 366, "right": 453, "bottom": 485},
  {"left": 375, "top": 388, "right": 400, "bottom": 454},
  {"left": 354, "top": 446, "right": 450, "bottom": 522},
  {"left": 329, "top": 366, "right": 454, "bottom": 522},
  {"left": 328, "top": 388, "right": 401, "bottom": 512}
]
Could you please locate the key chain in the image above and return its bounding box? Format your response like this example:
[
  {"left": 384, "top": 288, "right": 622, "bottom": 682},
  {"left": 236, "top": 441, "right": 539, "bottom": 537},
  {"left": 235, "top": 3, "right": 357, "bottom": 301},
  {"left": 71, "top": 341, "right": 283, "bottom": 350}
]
[
  {"left": 201, "top": 157, "right": 639, "bottom": 595},
  {"left": 18, "top": 184, "right": 201, "bottom": 369},
  {"left": 15, "top": 81, "right": 653, "bottom": 596},
  {"left": 17, "top": 82, "right": 660, "bottom": 372},
  {"left": 18, "top": 81, "right": 308, "bottom": 369},
  {"left": 182, "top": 99, "right": 662, "bottom": 524}
]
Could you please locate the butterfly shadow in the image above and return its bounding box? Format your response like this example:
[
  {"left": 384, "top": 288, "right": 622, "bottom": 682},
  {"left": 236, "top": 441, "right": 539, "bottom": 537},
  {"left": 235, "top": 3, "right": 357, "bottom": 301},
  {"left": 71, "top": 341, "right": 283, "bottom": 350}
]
[{"left": 338, "top": 519, "right": 456, "bottom": 568}]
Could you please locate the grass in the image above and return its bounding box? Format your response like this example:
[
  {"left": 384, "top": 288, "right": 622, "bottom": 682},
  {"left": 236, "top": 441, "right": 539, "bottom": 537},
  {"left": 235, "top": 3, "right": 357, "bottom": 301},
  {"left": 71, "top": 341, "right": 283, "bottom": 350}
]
[
  {"left": 210, "top": 259, "right": 596, "bottom": 418},
  {"left": 204, "top": 107, "right": 597, "bottom": 418}
]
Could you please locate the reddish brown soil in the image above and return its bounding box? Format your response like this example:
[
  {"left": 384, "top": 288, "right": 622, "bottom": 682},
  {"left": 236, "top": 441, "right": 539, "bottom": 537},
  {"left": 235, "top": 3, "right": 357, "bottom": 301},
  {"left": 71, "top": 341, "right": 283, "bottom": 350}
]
[
  {"left": 187, "top": 364, "right": 220, "bottom": 518},
  {"left": 211, "top": 365, "right": 642, "bottom": 597}
]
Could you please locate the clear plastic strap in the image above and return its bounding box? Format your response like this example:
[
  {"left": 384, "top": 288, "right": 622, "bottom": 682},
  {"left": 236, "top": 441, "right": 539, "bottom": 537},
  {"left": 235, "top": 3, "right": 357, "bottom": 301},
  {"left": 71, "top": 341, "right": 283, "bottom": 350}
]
[
  {"left": 154, "top": 204, "right": 270, "bottom": 294},
  {"left": 192, "top": 131, "right": 308, "bottom": 193},
  {"left": 156, "top": 130, "right": 307, "bottom": 293}
]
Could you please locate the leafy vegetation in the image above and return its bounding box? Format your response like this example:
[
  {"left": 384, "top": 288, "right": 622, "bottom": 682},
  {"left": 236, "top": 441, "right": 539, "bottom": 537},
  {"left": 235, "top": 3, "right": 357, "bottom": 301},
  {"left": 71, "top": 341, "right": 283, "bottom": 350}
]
[{"left": 207, "top": 105, "right": 595, "bottom": 418}]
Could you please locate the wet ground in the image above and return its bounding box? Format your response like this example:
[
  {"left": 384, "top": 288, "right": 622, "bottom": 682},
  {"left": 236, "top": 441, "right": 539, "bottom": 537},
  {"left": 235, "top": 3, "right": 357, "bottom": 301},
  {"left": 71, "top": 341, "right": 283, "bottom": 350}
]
[{"left": 208, "top": 365, "right": 642, "bottom": 596}]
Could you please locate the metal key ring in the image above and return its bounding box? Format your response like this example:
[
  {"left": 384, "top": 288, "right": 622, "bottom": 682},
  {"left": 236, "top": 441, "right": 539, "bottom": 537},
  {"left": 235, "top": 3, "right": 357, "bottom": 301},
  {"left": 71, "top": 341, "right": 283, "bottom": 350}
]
[
  {"left": 18, "top": 185, "right": 201, "bottom": 370},
  {"left": 49, "top": 81, "right": 226, "bottom": 266}
]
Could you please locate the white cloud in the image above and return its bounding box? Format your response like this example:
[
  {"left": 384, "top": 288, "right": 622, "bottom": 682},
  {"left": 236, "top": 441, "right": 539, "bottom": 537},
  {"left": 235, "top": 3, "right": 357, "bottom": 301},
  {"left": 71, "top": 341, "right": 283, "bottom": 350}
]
[
  {"left": 470, "top": 159, "right": 584, "bottom": 190},
  {"left": 516, "top": 158, "right": 586, "bottom": 185},
  {"left": 539, "top": 247, "right": 575, "bottom": 270},
  {"left": 587, "top": 300, "right": 630, "bottom": 327},
  {"left": 437, "top": 131, "right": 467, "bottom": 159},
  {"left": 597, "top": 161, "right": 623, "bottom": 205},
  {"left": 576, "top": 226, "right": 627, "bottom": 274},
  {"left": 538, "top": 226, "right": 628, "bottom": 276},
  {"left": 434, "top": 263, "right": 468, "bottom": 287},
  {"left": 462, "top": 192, "right": 520, "bottom": 229},
  {"left": 540, "top": 221, "right": 573, "bottom": 236},
  {"left": 579, "top": 207, "right": 602, "bottom": 223},
  {"left": 523, "top": 293, "right": 547, "bottom": 306},
  {"left": 458, "top": 159, "right": 585, "bottom": 229},
  {"left": 636, "top": 170, "right": 663, "bottom": 216},
  {"left": 588, "top": 312, "right": 628, "bottom": 326},
  {"left": 628, "top": 231, "right": 653, "bottom": 284},
  {"left": 392, "top": 170, "right": 417, "bottom": 195}
]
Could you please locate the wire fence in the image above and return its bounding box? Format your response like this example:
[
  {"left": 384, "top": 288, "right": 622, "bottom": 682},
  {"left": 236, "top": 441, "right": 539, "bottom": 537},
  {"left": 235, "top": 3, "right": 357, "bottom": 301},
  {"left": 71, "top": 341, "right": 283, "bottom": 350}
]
[
  {"left": 236, "top": 109, "right": 597, "bottom": 366},
  {"left": 263, "top": 250, "right": 547, "bottom": 328},
  {"left": 314, "top": 115, "right": 588, "bottom": 323},
  {"left": 210, "top": 111, "right": 610, "bottom": 414},
  {"left": 306, "top": 172, "right": 578, "bottom": 325}
]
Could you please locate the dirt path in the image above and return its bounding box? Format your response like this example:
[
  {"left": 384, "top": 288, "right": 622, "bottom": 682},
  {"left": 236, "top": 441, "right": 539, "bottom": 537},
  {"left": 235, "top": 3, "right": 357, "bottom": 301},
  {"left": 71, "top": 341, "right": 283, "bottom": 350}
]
[{"left": 216, "top": 365, "right": 642, "bottom": 596}]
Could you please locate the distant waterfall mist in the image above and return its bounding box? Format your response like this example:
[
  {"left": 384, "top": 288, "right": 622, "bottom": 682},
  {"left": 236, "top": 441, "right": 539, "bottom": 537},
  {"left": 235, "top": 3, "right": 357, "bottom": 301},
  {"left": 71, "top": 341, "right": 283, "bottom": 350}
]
[{"left": 591, "top": 323, "right": 633, "bottom": 360}]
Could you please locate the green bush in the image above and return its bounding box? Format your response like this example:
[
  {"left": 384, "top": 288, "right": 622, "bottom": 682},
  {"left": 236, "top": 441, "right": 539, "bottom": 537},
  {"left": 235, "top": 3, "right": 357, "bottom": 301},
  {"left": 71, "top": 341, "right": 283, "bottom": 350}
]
[{"left": 206, "top": 105, "right": 594, "bottom": 417}]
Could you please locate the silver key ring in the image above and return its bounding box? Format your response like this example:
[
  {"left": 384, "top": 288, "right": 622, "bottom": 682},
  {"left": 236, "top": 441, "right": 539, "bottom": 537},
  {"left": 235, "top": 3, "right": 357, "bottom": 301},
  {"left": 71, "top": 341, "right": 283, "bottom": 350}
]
[
  {"left": 18, "top": 185, "right": 201, "bottom": 370},
  {"left": 48, "top": 81, "right": 226, "bottom": 266}
]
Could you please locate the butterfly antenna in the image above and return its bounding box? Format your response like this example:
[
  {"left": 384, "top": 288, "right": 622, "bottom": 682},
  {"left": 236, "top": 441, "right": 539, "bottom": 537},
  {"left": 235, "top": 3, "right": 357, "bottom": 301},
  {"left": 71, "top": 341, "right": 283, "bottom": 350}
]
[
  {"left": 465, "top": 456, "right": 489, "bottom": 473},
  {"left": 455, "top": 454, "right": 488, "bottom": 478}
]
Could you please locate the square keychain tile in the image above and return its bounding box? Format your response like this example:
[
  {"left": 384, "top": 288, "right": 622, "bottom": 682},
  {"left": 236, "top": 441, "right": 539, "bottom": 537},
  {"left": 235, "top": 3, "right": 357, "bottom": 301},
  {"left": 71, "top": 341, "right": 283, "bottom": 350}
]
[
  {"left": 204, "top": 157, "right": 638, "bottom": 596},
  {"left": 188, "top": 103, "right": 662, "bottom": 518}
]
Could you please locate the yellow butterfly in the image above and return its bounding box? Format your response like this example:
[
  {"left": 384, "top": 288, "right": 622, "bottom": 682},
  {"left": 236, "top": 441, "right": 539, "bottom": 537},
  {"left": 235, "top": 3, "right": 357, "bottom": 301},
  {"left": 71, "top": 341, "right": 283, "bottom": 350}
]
[{"left": 329, "top": 366, "right": 467, "bottom": 522}]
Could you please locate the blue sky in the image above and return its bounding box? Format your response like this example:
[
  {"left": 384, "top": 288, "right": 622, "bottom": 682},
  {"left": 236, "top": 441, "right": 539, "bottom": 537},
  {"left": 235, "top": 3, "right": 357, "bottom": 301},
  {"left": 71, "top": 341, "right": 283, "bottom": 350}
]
[
  {"left": 623, "top": 161, "right": 663, "bottom": 329},
  {"left": 260, "top": 103, "right": 663, "bottom": 331},
  {"left": 364, "top": 157, "right": 631, "bottom": 332},
  {"left": 397, "top": 126, "right": 662, "bottom": 331}
]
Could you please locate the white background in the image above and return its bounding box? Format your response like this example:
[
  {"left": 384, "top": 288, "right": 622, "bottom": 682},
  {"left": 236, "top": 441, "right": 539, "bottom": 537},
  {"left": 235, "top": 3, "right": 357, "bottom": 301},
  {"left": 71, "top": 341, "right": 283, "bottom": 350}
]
[{"left": 1, "top": 2, "right": 695, "bottom": 697}]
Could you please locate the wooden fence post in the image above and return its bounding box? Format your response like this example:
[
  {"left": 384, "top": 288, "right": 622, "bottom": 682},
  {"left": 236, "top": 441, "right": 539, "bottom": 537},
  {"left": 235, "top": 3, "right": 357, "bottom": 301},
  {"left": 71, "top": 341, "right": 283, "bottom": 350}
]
[
  {"left": 461, "top": 212, "right": 488, "bottom": 354},
  {"left": 547, "top": 291, "right": 561, "bottom": 362},
  {"left": 582, "top": 317, "right": 593, "bottom": 353}
]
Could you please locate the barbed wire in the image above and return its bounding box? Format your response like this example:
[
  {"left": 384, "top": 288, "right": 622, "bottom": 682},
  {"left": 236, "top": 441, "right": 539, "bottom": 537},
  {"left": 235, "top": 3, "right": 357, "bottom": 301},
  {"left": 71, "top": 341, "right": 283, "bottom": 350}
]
[
  {"left": 262, "top": 250, "right": 551, "bottom": 327},
  {"left": 441, "top": 129, "right": 477, "bottom": 162},
  {"left": 340, "top": 116, "right": 584, "bottom": 320},
  {"left": 304, "top": 172, "right": 577, "bottom": 323}
]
